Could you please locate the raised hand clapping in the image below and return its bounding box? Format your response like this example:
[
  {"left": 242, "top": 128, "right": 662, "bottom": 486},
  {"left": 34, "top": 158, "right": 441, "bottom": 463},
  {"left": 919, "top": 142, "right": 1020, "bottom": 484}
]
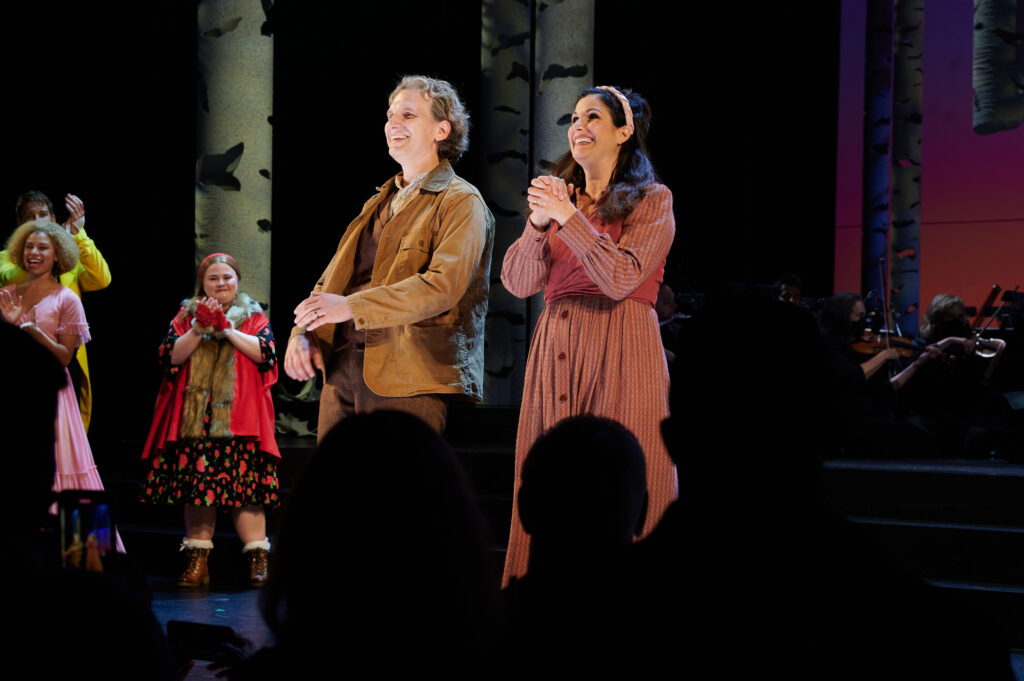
[
  {"left": 0, "top": 288, "right": 25, "bottom": 325},
  {"left": 526, "top": 175, "right": 576, "bottom": 228},
  {"left": 64, "top": 194, "right": 86, "bottom": 235},
  {"left": 193, "top": 297, "right": 229, "bottom": 332}
]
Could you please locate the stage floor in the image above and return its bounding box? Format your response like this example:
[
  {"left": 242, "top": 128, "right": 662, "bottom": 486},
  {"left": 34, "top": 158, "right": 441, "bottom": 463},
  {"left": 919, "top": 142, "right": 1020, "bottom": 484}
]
[{"left": 150, "top": 581, "right": 272, "bottom": 681}]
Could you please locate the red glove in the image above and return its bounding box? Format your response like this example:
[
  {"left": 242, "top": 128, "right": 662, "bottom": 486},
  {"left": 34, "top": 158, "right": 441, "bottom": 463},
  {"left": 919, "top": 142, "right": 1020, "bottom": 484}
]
[
  {"left": 194, "top": 305, "right": 229, "bottom": 332},
  {"left": 208, "top": 307, "right": 230, "bottom": 332},
  {"left": 194, "top": 304, "right": 216, "bottom": 329}
]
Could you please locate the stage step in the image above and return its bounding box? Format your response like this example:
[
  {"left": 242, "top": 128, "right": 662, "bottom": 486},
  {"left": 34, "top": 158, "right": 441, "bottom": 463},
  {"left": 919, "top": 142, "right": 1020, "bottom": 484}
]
[
  {"left": 824, "top": 459, "right": 1024, "bottom": 525},
  {"left": 844, "top": 517, "right": 1024, "bottom": 584},
  {"left": 823, "top": 458, "right": 1024, "bottom": 649}
]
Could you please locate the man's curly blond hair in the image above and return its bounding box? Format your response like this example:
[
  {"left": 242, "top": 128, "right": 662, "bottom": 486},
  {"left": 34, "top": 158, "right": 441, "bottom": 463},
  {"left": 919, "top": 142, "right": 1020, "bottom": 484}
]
[{"left": 389, "top": 75, "right": 470, "bottom": 164}]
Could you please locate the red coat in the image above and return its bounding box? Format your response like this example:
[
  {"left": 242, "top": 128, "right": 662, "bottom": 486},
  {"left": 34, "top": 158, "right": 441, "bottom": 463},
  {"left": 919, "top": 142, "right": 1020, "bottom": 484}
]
[{"left": 141, "top": 309, "right": 280, "bottom": 460}]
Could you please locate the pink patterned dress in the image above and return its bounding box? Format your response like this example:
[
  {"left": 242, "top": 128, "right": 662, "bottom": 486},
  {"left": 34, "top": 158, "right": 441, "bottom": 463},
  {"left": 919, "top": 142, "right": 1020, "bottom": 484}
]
[
  {"left": 4, "top": 284, "right": 123, "bottom": 551},
  {"left": 499, "top": 185, "right": 677, "bottom": 584}
]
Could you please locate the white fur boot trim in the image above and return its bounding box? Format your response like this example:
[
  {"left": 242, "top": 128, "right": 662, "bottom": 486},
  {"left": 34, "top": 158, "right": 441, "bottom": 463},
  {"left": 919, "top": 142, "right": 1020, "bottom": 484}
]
[
  {"left": 242, "top": 539, "right": 270, "bottom": 553},
  {"left": 180, "top": 537, "right": 214, "bottom": 551}
]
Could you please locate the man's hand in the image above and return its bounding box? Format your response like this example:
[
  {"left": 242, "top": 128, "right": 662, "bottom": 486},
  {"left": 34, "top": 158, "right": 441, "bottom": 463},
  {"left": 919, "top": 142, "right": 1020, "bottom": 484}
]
[
  {"left": 293, "top": 291, "right": 353, "bottom": 332},
  {"left": 284, "top": 334, "right": 324, "bottom": 381},
  {"left": 64, "top": 194, "right": 85, "bottom": 235}
]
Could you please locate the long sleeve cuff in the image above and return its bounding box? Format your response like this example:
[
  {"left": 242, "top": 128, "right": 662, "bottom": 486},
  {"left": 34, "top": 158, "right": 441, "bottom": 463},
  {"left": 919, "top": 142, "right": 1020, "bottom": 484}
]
[
  {"left": 553, "top": 208, "right": 596, "bottom": 257},
  {"left": 72, "top": 224, "right": 91, "bottom": 242},
  {"left": 519, "top": 219, "right": 551, "bottom": 254}
]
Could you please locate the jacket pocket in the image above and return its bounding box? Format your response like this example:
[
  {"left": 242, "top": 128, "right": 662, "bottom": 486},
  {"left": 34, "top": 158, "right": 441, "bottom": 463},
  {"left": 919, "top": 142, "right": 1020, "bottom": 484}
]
[{"left": 414, "top": 309, "right": 458, "bottom": 327}]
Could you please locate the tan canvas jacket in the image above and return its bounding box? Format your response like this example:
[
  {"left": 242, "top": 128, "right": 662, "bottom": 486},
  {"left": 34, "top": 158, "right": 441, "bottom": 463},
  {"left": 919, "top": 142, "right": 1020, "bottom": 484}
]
[{"left": 293, "top": 160, "right": 494, "bottom": 399}]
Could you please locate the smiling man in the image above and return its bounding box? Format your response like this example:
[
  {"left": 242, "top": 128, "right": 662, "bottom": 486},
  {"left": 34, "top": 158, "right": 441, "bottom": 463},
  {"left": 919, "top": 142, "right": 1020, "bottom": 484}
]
[{"left": 286, "top": 76, "right": 494, "bottom": 436}]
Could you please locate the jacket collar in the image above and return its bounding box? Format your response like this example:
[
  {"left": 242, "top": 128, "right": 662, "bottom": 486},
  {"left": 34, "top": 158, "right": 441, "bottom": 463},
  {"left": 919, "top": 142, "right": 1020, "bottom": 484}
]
[{"left": 379, "top": 159, "right": 454, "bottom": 195}]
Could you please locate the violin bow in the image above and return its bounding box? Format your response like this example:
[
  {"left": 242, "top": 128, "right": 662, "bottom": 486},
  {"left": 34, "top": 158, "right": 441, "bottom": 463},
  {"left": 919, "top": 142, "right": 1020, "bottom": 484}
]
[
  {"left": 972, "top": 284, "right": 1001, "bottom": 330},
  {"left": 976, "top": 285, "right": 1018, "bottom": 335}
]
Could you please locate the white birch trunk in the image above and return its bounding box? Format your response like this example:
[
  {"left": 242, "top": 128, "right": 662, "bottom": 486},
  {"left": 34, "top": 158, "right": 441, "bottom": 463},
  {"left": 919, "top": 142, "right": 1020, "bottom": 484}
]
[
  {"left": 481, "top": 0, "right": 533, "bottom": 405},
  {"left": 195, "top": 0, "right": 274, "bottom": 311},
  {"left": 972, "top": 0, "right": 1024, "bottom": 134},
  {"left": 891, "top": 0, "right": 924, "bottom": 336},
  {"left": 862, "top": 0, "right": 894, "bottom": 304}
]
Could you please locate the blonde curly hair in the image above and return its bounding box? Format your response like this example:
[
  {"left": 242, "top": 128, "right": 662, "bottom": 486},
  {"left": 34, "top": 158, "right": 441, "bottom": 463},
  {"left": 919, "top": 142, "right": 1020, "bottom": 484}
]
[{"left": 4, "top": 220, "right": 80, "bottom": 278}]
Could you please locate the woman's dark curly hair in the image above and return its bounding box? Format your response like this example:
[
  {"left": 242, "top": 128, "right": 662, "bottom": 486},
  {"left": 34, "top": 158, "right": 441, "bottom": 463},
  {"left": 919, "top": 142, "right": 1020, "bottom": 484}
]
[
  {"left": 549, "top": 87, "right": 658, "bottom": 223},
  {"left": 819, "top": 291, "right": 863, "bottom": 340}
]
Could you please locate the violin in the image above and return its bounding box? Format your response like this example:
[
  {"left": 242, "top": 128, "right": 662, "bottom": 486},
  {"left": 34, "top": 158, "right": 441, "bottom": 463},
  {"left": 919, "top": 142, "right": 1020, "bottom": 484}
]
[
  {"left": 850, "top": 331, "right": 917, "bottom": 359},
  {"left": 972, "top": 334, "right": 1006, "bottom": 359},
  {"left": 970, "top": 284, "right": 1015, "bottom": 359}
]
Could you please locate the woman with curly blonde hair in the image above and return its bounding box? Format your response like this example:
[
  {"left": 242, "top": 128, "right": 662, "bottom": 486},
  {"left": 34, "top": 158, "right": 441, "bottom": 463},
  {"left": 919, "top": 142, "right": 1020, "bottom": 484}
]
[{"left": 0, "top": 220, "right": 123, "bottom": 551}]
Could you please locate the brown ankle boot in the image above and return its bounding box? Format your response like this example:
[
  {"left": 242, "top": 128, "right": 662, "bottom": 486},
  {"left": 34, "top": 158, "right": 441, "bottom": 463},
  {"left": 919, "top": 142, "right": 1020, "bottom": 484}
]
[
  {"left": 246, "top": 548, "right": 269, "bottom": 587},
  {"left": 178, "top": 543, "right": 212, "bottom": 587}
]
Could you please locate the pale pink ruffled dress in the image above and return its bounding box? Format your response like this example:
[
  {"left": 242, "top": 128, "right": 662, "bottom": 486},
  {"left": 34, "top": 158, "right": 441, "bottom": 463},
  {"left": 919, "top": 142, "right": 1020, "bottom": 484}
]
[{"left": 6, "top": 284, "right": 124, "bottom": 552}]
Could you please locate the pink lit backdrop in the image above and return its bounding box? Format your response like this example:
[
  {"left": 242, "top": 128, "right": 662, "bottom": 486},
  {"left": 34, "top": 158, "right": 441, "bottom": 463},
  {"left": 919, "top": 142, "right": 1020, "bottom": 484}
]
[{"left": 834, "top": 0, "right": 1023, "bottom": 328}]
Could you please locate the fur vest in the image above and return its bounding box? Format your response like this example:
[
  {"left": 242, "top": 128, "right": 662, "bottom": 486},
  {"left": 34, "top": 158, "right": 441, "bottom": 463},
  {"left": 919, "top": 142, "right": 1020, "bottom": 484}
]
[{"left": 178, "top": 293, "right": 262, "bottom": 439}]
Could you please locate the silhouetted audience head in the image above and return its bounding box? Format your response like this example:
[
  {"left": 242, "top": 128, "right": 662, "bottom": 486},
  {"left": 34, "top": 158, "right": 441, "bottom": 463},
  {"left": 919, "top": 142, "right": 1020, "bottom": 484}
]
[
  {"left": 500, "top": 416, "right": 649, "bottom": 676},
  {"left": 260, "top": 410, "right": 498, "bottom": 674},
  {"left": 518, "top": 415, "right": 647, "bottom": 564}
]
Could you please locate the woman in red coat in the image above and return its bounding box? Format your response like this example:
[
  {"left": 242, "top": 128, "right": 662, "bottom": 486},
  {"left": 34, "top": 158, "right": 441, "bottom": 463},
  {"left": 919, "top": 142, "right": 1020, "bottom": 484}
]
[{"left": 141, "top": 253, "right": 280, "bottom": 587}]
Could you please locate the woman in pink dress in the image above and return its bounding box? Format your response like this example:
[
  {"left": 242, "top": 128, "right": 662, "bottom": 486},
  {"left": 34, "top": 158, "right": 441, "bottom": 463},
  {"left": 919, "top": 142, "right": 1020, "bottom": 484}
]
[
  {"left": 0, "top": 220, "right": 122, "bottom": 551},
  {"left": 500, "top": 86, "right": 676, "bottom": 583}
]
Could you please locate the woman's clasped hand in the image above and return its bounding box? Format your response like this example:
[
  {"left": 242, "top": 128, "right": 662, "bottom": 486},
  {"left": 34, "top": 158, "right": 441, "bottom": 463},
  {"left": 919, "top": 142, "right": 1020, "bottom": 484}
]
[
  {"left": 192, "top": 297, "right": 229, "bottom": 332},
  {"left": 526, "top": 176, "right": 576, "bottom": 228}
]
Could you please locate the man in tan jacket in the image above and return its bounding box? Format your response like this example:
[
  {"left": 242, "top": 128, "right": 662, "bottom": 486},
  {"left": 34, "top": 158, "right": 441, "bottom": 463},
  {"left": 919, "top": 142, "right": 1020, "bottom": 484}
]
[{"left": 286, "top": 76, "right": 493, "bottom": 437}]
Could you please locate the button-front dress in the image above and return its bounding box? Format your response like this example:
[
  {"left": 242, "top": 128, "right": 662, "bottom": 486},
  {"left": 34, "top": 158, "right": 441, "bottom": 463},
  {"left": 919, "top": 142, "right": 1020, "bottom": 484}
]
[{"left": 500, "top": 184, "right": 677, "bottom": 583}]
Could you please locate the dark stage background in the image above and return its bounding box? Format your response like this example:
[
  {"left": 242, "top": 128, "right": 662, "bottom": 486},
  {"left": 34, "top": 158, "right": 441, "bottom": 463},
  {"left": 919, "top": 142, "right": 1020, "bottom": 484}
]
[{"left": 1, "top": 1, "right": 840, "bottom": 458}]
